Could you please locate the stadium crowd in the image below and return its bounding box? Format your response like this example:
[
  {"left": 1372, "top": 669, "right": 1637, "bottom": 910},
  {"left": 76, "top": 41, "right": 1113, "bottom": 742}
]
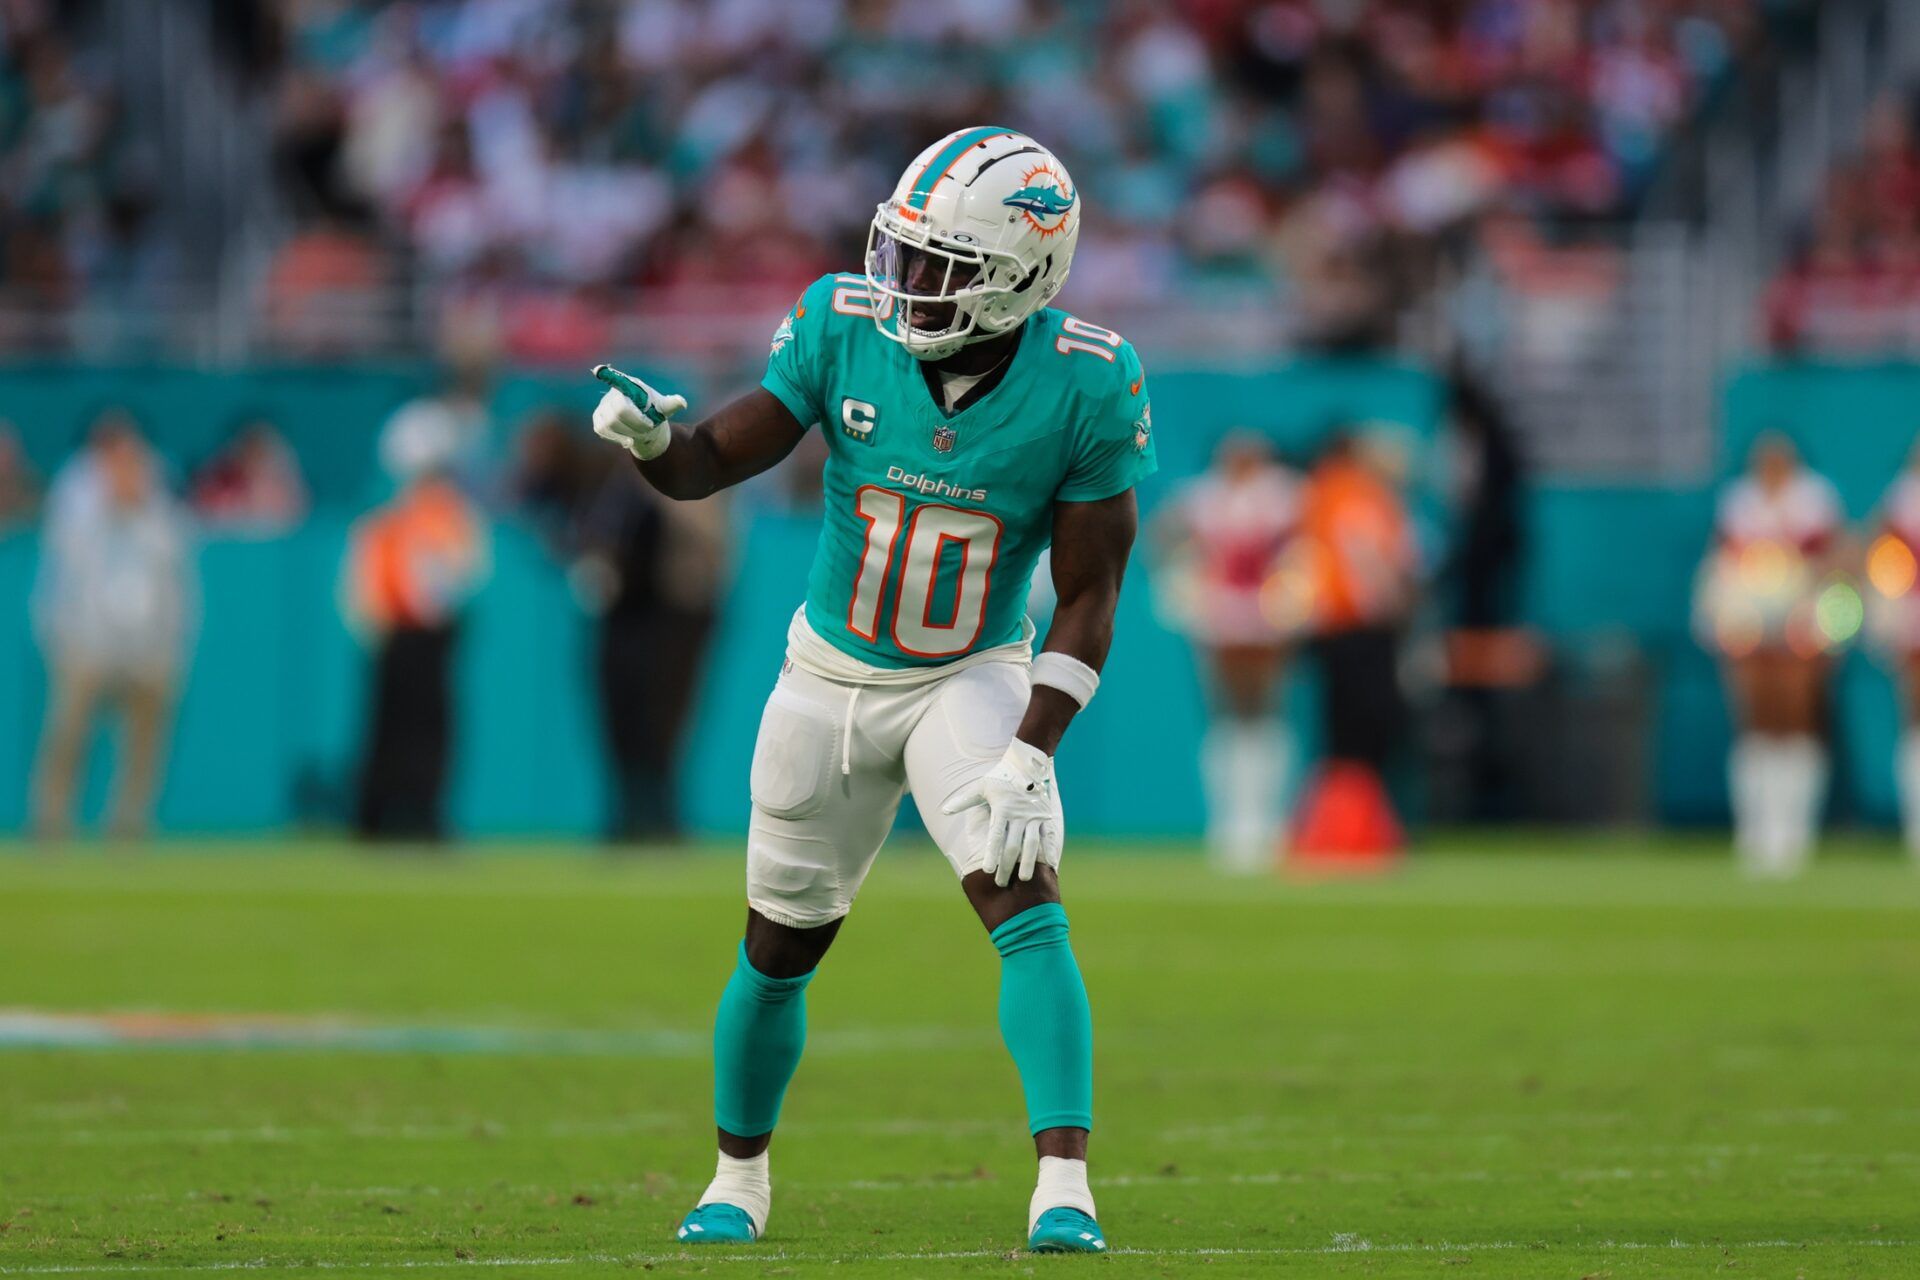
[
  {"left": 1, "top": 0, "right": 1760, "bottom": 357},
  {"left": 1765, "top": 86, "right": 1920, "bottom": 354}
]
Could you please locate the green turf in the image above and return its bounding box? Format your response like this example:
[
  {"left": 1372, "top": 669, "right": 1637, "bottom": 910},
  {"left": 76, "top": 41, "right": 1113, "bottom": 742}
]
[{"left": 3, "top": 835, "right": 1918, "bottom": 1277}]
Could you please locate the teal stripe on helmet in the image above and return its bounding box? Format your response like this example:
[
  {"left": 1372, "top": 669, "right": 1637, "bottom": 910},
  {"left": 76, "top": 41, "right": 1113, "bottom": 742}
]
[{"left": 906, "top": 126, "right": 1015, "bottom": 210}]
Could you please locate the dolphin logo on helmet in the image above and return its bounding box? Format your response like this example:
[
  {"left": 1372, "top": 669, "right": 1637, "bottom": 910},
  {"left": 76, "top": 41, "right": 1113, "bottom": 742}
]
[{"left": 1002, "top": 168, "right": 1076, "bottom": 234}]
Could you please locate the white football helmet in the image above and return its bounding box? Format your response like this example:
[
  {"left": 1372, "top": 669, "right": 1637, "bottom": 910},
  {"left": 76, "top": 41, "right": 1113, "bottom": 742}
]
[{"left": 865, "top": 127, "right": 1081, "bottom": 361}]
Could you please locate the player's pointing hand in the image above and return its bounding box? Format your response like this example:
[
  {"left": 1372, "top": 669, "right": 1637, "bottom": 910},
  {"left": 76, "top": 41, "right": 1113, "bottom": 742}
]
[
  {"left": 941, "top": 739, "right": 1064, "bottom": 887},
  {"left": 591, "top": 364, "right": 687, "bottom": 461}
]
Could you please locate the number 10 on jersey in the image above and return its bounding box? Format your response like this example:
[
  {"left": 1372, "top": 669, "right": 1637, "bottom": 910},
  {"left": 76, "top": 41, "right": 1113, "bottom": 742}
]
[{"left": 849, "top": 486, "right": 1004, "bottom": 657}]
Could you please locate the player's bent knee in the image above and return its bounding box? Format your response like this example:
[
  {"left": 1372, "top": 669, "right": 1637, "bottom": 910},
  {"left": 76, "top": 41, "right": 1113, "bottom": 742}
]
[
  {"left": 747, "top": 826, "right": 855, "bottom": 930},
  {"left": 962, "top": 865, "right": 1062, "bottom": 932},
  {"left": 743, "top": 909, "right": 841, "bottom": 980}
]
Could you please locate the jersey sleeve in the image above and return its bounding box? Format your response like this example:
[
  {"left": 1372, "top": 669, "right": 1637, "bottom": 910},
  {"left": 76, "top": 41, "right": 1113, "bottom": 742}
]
[
  {"left": 1058, "top": 340, "right": 1158, "bottom": 502},
  {"left": 759, "top": 275, "right": 838, "bottom": 429}
]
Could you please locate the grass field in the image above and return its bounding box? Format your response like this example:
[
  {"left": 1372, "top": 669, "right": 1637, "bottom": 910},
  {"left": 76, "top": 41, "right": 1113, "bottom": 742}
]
[{"left": 3, "top": 835, "right": 1918, "bottom": 1278}]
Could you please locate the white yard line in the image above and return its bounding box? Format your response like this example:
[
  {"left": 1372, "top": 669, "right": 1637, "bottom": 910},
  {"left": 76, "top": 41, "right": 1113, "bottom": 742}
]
[
  {"left": 0, "top": 1012, "right": 991, "bottom": 1060},
  {"left": 1, "top": 1238, "right": 1916, "bottom": 1274}
]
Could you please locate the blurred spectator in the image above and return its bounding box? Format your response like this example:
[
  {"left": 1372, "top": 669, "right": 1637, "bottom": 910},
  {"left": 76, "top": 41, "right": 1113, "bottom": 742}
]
[
  {"left": 190, "top": 417, "right": 309, "bottom": 533},
  {"left": 1444, "top": 369, "right": 1527, "bottom": 628},
  {"left": 1766, "top": 88, "right": 1920, "bottom": 354},
  {"left": 503, "top": 406, "right": 600, "bottom": 548},
  {"left": 507, "top": 409, "right": 729, "bottom": 842},
  {"left": 0, "top": 420, "right": 43, "bottom": 528},
  {"left": 30, "top": 411, "right": 196, "bottom": 838},
  {"left": 378, "top": 334, "right": 497, "bottom": 489},
  {"left": 342, "top": 404, "right": 489, "bottom": 841},
  {"left": 1152, "top": 433, "right": 1310, "bottom": 871},
  {"left": 1432, "top": 370, "right": 1537, "bottom": 823},
  {"left": 1694, "top": 433, "right": 1844, "bottom": 876},
  {"left": 0, "top": 1, "right": 1764, "bottom": 362},
  {"left": 0, "top": 5, "right": 174, "bottom": 344},
  {"left": 0, "top": 0, "right": 1762, "bottom": 357},
  {"left": 263, "top": 210, "right": 390, "bottom": 356},
  {"left": 578, "top": 465, "right": 729, "bottom": 843}
]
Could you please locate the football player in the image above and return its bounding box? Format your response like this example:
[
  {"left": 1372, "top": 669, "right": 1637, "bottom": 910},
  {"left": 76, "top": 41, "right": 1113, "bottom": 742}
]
[{"left": 589, "top": 128, "right": 1153, "bottom": 1254}]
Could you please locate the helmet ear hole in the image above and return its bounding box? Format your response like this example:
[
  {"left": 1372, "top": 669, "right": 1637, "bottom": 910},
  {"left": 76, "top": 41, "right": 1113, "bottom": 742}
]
[{"left": 1014, "top": 260, "right": 1045, "bottom": 293}]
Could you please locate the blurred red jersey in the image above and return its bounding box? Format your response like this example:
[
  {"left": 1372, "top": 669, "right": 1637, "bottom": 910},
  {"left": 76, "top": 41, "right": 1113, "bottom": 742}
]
[{"left": 1166, "top": 463, "right": 1305, "bottom": 645}]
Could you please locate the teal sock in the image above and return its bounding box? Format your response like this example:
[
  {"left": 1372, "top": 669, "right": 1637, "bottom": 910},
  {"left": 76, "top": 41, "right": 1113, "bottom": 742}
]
[
  {"left": 991, "top": 903, "right": 1094, "bottom": 1135},
  {"left": 712, "top": 942, "right": 813, "bottom": 1138}
]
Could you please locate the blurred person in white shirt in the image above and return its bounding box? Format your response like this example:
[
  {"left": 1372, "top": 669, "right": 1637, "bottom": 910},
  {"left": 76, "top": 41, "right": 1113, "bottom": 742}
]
[
  {"left": 1695, "top": 435, "right": 1849, "bottom": 877},
  {"left": 1153, "top": 433, "right": 1310, "bottom": 871},
  {"left": 31, "top": 410, "right": 196, "bottom": 839}
]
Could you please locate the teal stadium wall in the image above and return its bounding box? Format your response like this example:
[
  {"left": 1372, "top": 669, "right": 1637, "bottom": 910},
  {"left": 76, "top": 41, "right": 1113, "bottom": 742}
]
[{"left": 2, "top": 360, "right": 1915, "bottom": 835}]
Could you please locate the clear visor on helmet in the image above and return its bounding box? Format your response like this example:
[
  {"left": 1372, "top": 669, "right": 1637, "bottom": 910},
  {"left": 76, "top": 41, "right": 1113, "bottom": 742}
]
[
  {"left": 865, "top": 205, "right": 1024, "bottom": 348},
  {"left": 867, "top": 227, "right": 985, "bottom": 304}
]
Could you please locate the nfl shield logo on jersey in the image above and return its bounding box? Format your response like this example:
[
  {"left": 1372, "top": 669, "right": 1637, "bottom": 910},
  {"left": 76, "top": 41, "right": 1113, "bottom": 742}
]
[{"left": 933, "top": 423, "right": 957, "bottom": 453}]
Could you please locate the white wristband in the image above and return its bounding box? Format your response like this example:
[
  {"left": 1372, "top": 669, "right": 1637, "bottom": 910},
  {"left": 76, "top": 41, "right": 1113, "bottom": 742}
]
[{"left": 1030, "top": 651, "right": 1100, "bottom": 709}]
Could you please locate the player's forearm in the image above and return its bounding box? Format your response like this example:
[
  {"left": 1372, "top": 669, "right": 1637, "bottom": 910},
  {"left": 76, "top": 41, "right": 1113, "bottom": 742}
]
[
  {"left": 1016, "top": 586, "right": 1119, "bottom": 755},
  {"left": 633, "top": 420, "right": 730, "bottom": 500},
  {"left": 1018, "top": 490, "right": 1138, "bottom": 755},
  {"left": 623, "top": 387, "right": 804, "bottom": 501}
]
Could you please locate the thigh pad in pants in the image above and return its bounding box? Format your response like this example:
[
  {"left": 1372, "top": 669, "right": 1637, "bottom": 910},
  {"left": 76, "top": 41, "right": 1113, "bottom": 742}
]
[{"left": 745, "top": 668, "right": 904, "bottom": 928}]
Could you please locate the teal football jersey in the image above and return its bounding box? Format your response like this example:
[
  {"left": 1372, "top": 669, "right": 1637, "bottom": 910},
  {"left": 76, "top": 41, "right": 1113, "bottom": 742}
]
[{"left": 761, "top": 272, "right": 1157, "bottom": 669}]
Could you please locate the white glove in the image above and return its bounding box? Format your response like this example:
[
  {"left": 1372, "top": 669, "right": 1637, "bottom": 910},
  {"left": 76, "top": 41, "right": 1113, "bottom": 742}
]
[
  {"left": 940, "top": 739, "right": 1063, "bottom": 887},
  {"left": 591, "top": 364, "right": 687, "bottom": 461}
]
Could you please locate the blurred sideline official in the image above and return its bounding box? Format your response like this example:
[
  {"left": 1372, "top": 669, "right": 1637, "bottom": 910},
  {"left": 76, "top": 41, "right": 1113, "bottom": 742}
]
[
  {"left": 342, "top": 406, "right": 488, "bottom": 841},
  {"left": 1289, "top": 430, "right": 1418, "bottom": 860},
  {"left": 1304, "top": 431, "right": 1418, "bottom": 771},
  {"left": 31, "top": 412, "right": 195, "bottom": 838}
]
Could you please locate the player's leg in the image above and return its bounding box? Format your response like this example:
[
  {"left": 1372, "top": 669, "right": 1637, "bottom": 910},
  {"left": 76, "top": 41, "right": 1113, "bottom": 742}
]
[
  {"left": 1900, "top": 655, "right": 1920, "bottom": 859},
  {"left": 1725, "top": 653, "right": 1779, "bottom": 872},
  {"left": 1772, "top": 652, "right": 1829, "bottom": 871},
  {"left": 679, "top": 667, "right": 907, "bottom": 1245},
  {"left": 1729, "top": 650, "right": 1826, "bottom": 877},
  {"left": 683, "top": 908, "right": 839, "bottom": 1245},
  {"left": 906, "top": 663, "right": 1104, "bottom": 1253},
  {"left": 110, "top": 672, "right": 174, "bottom": 839},
  {"left": 1201, "top": 642, "right": 1290, "bottom": 871},
  {"left": 959, "top": 866, "right": 1104, "bottom": 1253},
  {"left": 32, "top": 661, "right": 104, "bottom": 839}
]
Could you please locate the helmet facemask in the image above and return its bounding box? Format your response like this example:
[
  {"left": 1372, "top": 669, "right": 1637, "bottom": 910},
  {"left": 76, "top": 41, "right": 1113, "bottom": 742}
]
[{"left": 865, "top": 204, "right": 1032, "bottom": 362}]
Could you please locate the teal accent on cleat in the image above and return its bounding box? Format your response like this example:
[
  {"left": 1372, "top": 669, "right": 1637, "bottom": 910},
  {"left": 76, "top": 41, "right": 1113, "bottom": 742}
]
[
  {"left": 674, "top": 1202, "right": 758, "bottom": 1244},
  {"left": 1027, "top": 1207, "right": 1107, "bottom": 1253}
]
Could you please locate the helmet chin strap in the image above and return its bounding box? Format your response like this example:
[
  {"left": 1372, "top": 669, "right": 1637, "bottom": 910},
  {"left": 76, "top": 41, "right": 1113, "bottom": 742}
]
[
  {"left": 909, "top": 321, "right": 1021, "bottom": 373},
  {"left": 903, "top": 326, "right": 1001, "bottom": 362}
]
